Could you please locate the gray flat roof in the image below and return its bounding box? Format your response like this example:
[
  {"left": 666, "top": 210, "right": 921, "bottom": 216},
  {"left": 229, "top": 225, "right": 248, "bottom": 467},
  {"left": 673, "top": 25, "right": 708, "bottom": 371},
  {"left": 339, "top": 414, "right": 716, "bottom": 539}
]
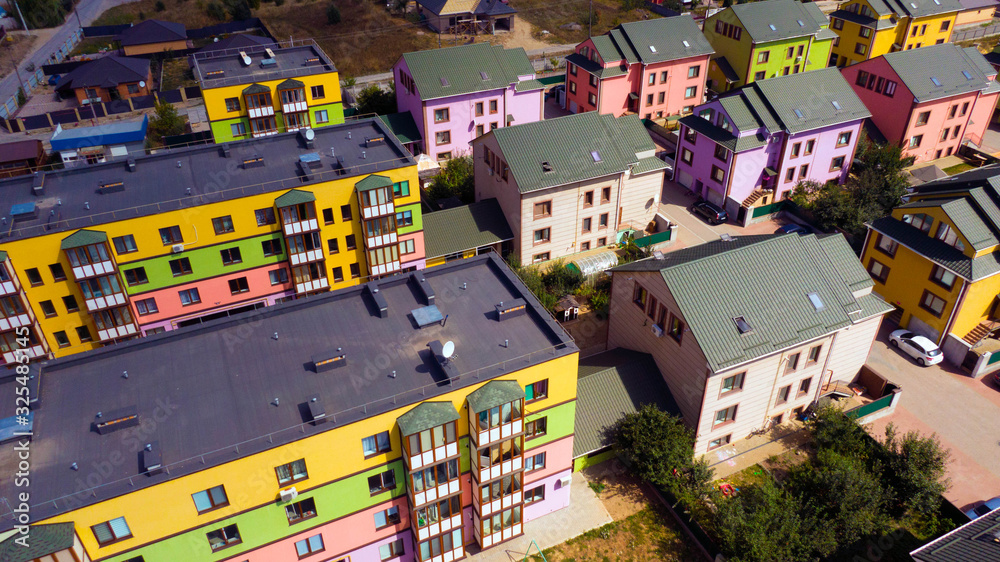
[
  {"left": 192, "top": 40, "right": 336, "bottom": 90},
  {"left": 0, "top": 118, "right": 412, "bottom": 243},
  {"left": 0, "top": 253, "right": 576, "bottom": 529}
]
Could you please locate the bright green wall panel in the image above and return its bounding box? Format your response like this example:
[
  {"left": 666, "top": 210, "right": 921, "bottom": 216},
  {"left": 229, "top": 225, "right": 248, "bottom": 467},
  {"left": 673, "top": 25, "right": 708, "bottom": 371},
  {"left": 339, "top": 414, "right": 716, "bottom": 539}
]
[
  {"left": 524, "top": 400, "right": 575, "bottom": 451},
  {"left": 397, "top": 203, "right": 423, "bottom": 236}
]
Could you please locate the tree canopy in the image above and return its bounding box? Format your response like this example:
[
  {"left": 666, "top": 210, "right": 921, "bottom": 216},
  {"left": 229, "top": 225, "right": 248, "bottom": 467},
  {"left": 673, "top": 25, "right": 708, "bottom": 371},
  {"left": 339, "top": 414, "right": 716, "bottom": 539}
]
[{"left": 354, "top": 84, "right": 397, "bottom": 116}]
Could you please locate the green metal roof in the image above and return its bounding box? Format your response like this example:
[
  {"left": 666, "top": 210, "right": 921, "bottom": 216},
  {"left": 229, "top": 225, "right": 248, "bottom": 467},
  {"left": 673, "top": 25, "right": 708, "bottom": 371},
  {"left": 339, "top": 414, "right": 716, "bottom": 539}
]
[
  {"left": 615, "top": 234, "right": 886, "bottom": 372},
  {"left": 60, "top": 229, "right": 108, "bottom": 250},
  {"left": 612, "top": 16, "right": 714, "bottom": 65},
  {"left": 590, "top": 34, "right": 622, "bottom": 65},
  {"left": 802, "top": 2, "right": 829, "bottom": 27},
  {"left": 898, "top": 198, "right": 999, "bottom": 251},
  {"left": 868, "top": 216, "right": 1000, "bottom": 281},
  {"left": 423, "top": 198, "right": 514, "bottom": 259},
  {"left": 609, "top": 29, "right": 638, "bottom": 65},
  {"left": 274, "top": 189, "right": 315, "bottom": 207},
  {"left": 741, "top": 87, "right": 782, "bottom": 133},
  {"left": 0, "top": 523, "right": 75, "bottom": 562},
  {"left": 718, "top": 93, "right": 768, "bottom": 132},
  {"left": 242, "top": 83, "right": 270, "bottom": 95},
  {"left": 565, "top": 53, "right": 628, "bottom": 79},
  {"left": 378, "top": 112, "right": 421, "bottom": 145},
  {"left": 490, "top": 112, "right": 656, "bottom": 193},
  {"left": 276, "top": 78, "right": 305, "bottom": 90},
  {"left": 817, "top": 234, "right": 874, "bottom": 292},
  {"left": 466, "top": 379, "right": 524, "bottom": 414},
  {"left": 355, "top": 174, "right": 393, "bottom": 192},
  {"left": 401, "top": 43, "right": 535, "bottom": 101},
  {"left": 679, "top": 115, "right": 766, "bottom": 153},
  {"left": 727, "top": 0, "right": 822, "bottom": 43},
  {"left": 752, "top": 67, "right": 871, "bottom": 134},
  {"left": 574, "top": 349, "right": 681, "bottom": 457},
  {"left": 632, "top": 156, "right": 669, "bottom": 175},
  {"left": 882, "top": 44, "right": 997, "bottom": 103},
  {"left": 397, "top": 401, "right": 460, "bottom": 437},
  {"left": 514, "top": 79, "right": 545, "bottom": 92}
]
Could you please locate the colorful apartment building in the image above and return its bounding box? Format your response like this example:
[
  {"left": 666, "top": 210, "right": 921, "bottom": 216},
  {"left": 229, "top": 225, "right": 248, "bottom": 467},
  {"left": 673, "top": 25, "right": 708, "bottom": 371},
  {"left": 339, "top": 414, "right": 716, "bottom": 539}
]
[
  {"left": 0, "top": 118, "right": 424, "bottom": 362},
  {"left": 841, "top": 43, "right": 1000, "bottom": 165},
  {"left": 193, "top": 40, "right": 344, "bottom": 143},
  {"left": 673, "top": 67, "right": 870, "bottom": 224},
  {"left": 703, "top": 0, "right": 837, "bottom": 92},
  {"left": 563, "top": 16, "right": 713, "bottom": 118},
  {"left": 611, "top": 233, "right": 892, "bottom": 453},
  {"left": 862, "top": 165, "right": 1000, "bottom": 367},
  {"left": 471, "top": 111, "right": 668, "bottom": 265},
  {"left": 394, "top": 42, "right": 544, "bottom": 161},
  {"left": 828, "top": 0, "right": 961, "bottom": 67},
  {"left": 0, "top": 253, "right": 579, "bottom": 562}
]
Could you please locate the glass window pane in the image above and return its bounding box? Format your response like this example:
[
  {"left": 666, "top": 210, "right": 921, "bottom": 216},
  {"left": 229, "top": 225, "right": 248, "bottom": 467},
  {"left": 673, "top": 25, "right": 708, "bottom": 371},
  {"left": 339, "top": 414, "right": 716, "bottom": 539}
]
[
  {"left": 309, "top": 535, "right": 323, "bottom": 551},
  {"left": 408, "top": 434, "right": 420, "bottom": 454},
  {"left": 452, "top": 529, "right": 462, "bottom": 547},
  {"left": 93, "top": 524, "right": 113, "bottom": 544},
  {"left": 420, "top": 429, "right": 432, "bottom": 450},
  {"left": 377, "top": 431, "right": 390, "bottom": 450},
  {"left": 209, "top": 486, "right": 227, "bottom": 506},
  {"left": 362, "top": 436, "right": 376, "bottom": 456},
  {"left": 420, "top": 541, "right": 430, "bottom": 560},
  {"left": 443, "top": 532, "right": 453, "bottom": 551},
  {"left": 375, "top": 511, "right": 387, "bottom": 527},
  {"left": 512, "top": 400, "right": 522, "bottom": 419},
  {"left": 432, "top": 426, "right": 444, "bottom": 448},
  {"left": 292, "top": 459, "right": 307, "bottom": 479},
  {"left": 296, "top": 539, "right": 309, "bottom": 556},
  {"left": 479, "top": 411, "right": 489, "bottom": 430},
  {"left": 109, "top": 517, "right": 130, "bottom": 538},
  {"left": 491, "top": 406, "right": 500, "bottom": 427},
  {"left": 446, "top": 422, "right": 456, "bottom": 443},
  {"left": 502, "top": 402, "right": 511, "bottom": 423},
  {"left": 413, "top": 470, "right": 424, "bottom": 492}
]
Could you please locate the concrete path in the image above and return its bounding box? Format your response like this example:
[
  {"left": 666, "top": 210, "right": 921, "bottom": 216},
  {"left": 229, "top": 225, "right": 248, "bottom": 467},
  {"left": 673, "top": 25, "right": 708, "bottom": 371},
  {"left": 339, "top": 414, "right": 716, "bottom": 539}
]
[{"left": 465, "top": 472, "right": 612, "bottom": 562}]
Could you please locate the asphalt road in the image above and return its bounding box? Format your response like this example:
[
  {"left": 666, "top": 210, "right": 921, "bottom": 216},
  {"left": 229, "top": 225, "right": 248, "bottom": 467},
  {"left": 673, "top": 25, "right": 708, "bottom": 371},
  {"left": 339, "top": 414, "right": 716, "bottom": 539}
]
[{"left": 0, "top": 0, "right": 139, "bottom": 108}]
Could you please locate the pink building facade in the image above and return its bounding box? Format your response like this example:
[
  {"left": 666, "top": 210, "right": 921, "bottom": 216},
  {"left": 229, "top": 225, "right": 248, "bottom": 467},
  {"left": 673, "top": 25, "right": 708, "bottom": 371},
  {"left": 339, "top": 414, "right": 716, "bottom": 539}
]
[
  {"left": 394, "top": 43, "right": 544, "bottom": 162},
  {"left": 840, "top": 43, "right": 1000, "bottom": 165},
  {"left": 564, "top": 16, "right": 714, "bottom": 119},
  {"left": 673, "top": 67, "right": 869, "bottom": 225}
]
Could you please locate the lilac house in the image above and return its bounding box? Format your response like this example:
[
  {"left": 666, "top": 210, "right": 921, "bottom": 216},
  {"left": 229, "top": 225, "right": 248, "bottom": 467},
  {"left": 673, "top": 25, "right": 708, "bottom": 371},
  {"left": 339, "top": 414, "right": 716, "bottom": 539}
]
[
  {"left": 393, "top": 42, "right": 544, "bottom": 161},
  {"left": 673, "top": 67, "right": 870, "bottom": 225}
]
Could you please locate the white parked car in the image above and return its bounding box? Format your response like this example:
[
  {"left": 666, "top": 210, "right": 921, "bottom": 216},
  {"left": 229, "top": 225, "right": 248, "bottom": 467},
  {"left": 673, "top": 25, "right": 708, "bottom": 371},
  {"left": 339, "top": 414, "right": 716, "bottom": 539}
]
[{"left": 889, "top": 329, "right": 943, "bottom": 366}]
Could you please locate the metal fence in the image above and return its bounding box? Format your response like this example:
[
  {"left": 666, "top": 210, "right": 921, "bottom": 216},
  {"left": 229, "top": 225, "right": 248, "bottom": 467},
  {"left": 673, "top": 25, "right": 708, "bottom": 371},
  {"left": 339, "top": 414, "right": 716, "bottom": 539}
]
[
  {"left": 0, "top": 28, "right": 83, "bottom": 120},
  {"left": 952, "top": 22, "right": 1000, "bottom": 43},
  {"left": 1, "top": 87, "right": 202, "bottom": 132}
]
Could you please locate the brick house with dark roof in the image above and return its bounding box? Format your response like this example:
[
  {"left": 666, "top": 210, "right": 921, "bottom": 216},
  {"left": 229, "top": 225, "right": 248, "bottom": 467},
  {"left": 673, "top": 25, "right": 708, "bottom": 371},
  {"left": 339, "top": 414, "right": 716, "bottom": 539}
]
[
  {"left": 54, "top": 56, "right": 152, "bottom": 105},
  {"left": 116, "top": 19, "right": 188, "bottom": 56}
]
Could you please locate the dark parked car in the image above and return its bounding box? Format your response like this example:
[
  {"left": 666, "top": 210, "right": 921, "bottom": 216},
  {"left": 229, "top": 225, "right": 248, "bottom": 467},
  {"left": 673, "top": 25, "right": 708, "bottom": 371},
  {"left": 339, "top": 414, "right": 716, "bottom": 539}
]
[
  {"left": 692, "top": 201, "right": 728, "bottom": 225},
  {"left": 776, "top": 223, "right": 813, "bottom": 236}
]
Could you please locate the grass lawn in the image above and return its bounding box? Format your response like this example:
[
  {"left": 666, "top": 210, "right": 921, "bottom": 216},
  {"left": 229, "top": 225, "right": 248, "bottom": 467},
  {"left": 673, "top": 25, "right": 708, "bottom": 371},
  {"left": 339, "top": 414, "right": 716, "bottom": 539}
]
[
  {"left": 160, "top": 57, "right": 198, "bottom": 89},
  {"left": 943, "top": 162, "right": 976, "bottom": 175},
  {"left": 511, "top": 0, "right": 657, "bottom": 45},
  {"left": 68, "top": 36, "right": 116, "bottom": 57},
  {"left": 528, "top": 506, "right": 703, "bottom": 562}
]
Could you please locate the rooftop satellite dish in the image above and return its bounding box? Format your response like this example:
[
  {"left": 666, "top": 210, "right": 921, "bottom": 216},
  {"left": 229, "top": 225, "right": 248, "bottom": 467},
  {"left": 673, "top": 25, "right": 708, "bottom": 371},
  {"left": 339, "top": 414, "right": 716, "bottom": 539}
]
[
  {"left": 441, "top": 341, "right": 455, "bottom": 359},
  {"left": 304, "top": 128, "right": 315, "bottom": 141},
  {"left": 139, "top": 81, "right": 146, "bottom": 88}
]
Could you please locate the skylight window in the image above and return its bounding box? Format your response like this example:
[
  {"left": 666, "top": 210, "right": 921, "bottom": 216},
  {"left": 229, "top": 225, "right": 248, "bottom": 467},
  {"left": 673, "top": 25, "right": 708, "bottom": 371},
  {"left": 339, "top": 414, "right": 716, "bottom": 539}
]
[
  {"left": 649, "top": 45, "right": 657, "bottom": 53},
  {"left": 797, "top": 19, "right": 804, "bottom": 26},
  {"left": 807, "top": 292, "right": 825, "bottom": 311},
  {"left": 793, "top": 108, "right": 805, "bottom": 119},
  {"left": 440, "top": 77, "right": 450, "bottom": 87},
  {"left": 541, "top": 161, "right": 554, "bottom": 173},
  {"left": 963, "top": 70, "right": 973, "bottom": 80},
  {"left": 591, "top": 150, "right": 602, "bottom": 162},
  {"left": 930, "top": 76, "right": 942, "bottom": 87},
  {"left": 733, "top": 316, "right": 753, "bottom": 335},
  {"left": 480, "top": 71, "right": 489, "bottom": 80},
  {"left": 933, "top": 0, "right": 940, "bottom": 4},
  {"left": 831, "top": 100, "right": 842, "bottom": 111},
  {"left": 768, "top": 24, "right": 777, "bottom": 31},
  {"left": 910, "top": 2, "right": 917, "bottom": 7},
  {"left": 682, "top": 40, "right": 691, "bottom": 48}
]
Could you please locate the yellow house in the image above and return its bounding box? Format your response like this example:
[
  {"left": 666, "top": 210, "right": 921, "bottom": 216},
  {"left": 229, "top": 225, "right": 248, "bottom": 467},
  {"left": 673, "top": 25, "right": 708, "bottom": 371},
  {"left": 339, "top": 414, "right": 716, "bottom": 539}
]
[
  {"left": 193, "top": 40, "right": 344, "bottom": 143},
  {"left": 862, "top": 165, "right": 1000, "bottom": 372},
  {"left": 829, "top": 0, "right": 961, "bottom": 67}
]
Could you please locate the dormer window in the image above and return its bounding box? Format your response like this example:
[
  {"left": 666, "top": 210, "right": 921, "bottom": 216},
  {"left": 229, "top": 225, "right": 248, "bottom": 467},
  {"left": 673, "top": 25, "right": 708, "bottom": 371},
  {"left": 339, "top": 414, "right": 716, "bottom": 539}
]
[{"left": 542, "top": 161, "right": 553, "bottom": 173}]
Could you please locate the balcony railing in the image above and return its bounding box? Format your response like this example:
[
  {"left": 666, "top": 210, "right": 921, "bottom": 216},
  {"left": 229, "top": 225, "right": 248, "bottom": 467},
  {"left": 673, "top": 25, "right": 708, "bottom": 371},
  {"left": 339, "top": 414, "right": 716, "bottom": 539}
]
[
  {"left": 97, "top": 322, "right": 139, "bottom": 342},
  {"left": 288, "top": 249, "right": 324, "bottom": 266},
  {"left": 371, "top": 260, "right": 400, "bottom": 277},
  {"left": 85, "top": 291, "right": 129, "bottom": 313},
  {"left": 411, "top": 477, "right": 461, "bottom": 508},
  {"left": 408, "top": 441, "right": 459, "bottom": 471},
  {"left": 414, "top": 513, "right": 463, "bottom": 543},
  {"left": 283, "top": 218, "right": 319, "bottom": 236},
  {"left": 362, "top": 202, "right": 395, "bottom": 220},
  {"left": 71, "top": 260, "right": 116, "bottom": 280},
  {"left": 296, "top": 276, "right": 329, "bottom": 294}
]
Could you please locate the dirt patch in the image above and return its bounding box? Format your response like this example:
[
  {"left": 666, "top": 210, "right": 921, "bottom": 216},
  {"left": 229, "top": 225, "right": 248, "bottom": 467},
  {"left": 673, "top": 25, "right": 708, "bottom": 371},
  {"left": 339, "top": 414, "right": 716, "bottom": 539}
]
[
  {"left": 581, "top": 459, "right": 658, "bottom": 520},
  {"left": 562, "top": 309, "right": 607, "bottom": 358},
  {"left": 93, "top": 0, "right": 222, "bottom": 28},
  {"left": 511, "top": 0, "right": 656, "bottom": 45},
  {"left": 160, "top": 57, "right": 197, "bottom": 90},
  {"left": 0, "top": 33, "right": 39, "bottom": 81}
]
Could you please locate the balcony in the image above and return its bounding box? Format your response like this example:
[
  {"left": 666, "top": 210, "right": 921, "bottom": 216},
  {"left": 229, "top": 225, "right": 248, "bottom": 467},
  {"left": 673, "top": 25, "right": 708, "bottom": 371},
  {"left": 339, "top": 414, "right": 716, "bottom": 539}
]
[
  {"left": 408, "top": 441, "right": 459, "bottom": 471},
  {"left": 2, "top": 344, "right": 46, "bottom": 365},
  {"left": 362, "top": 202, "right": 395, "bottom": 220},
  {"left": 475, "top": 455, "right": 522, "bottom": 484},
  {"left": 283, "top": 101, "right": 308, "bottom": 114},
  {"left": 98, "top": 322, "right": 139, "bottom": 342},
  {"left": 0, "top": 313, "right": 32, "bottom": 332},
  {"left": 71, "top": 260, "right": 116, "bottom": 280},
  {"left": 283, "top": 218, "right": 319, "bottom": 236},
  {"left": 85, "top": 291, "right": 129, "bottom": 313},
  {"left": 366, "top": 232, "right": 398, "bottom": 250},
  {"left": 248, "top": 105, "right": 275, "bottom": 119},
  {"left": 288, "top": 248, "right": 324, "bottom": 266},
  {"left": 296, "top": 277, "right": 329, "bottom": 294},
  {"left": 414, "top": 513, "right": 463, "bottom": 543},
  {"left": 412, "top": 477, "right": 461, "bottom": 508},
  {"left": 371, "top": 260, "right": 400, "bottom": 277},
  {"left": 472, "top": 418, "right": 523, "bottom": 448}
]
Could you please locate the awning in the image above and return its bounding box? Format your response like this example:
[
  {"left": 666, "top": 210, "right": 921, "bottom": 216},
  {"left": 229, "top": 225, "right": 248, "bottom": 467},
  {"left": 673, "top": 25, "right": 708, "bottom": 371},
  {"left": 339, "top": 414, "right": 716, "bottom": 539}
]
[
  {"left": 506, "top": 114, "right": 515, "bottom": 124},
  {"left": 628, "top": 92, "right": 639, "bottom": 100},
  {"left": 763, "top": 166, "right": 778, "bottom": 177}
]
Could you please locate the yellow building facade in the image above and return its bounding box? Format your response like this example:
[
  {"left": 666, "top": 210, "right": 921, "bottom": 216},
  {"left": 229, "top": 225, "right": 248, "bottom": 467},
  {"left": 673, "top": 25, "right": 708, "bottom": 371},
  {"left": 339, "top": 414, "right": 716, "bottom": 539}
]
[{"left": 829, "top": 0, "right": 960, "bottom": 67}]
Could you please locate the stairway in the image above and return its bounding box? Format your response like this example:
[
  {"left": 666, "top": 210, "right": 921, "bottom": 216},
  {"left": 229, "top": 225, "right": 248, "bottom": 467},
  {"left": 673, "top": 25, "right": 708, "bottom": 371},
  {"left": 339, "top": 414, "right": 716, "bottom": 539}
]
[
  {"left": 963, "top": 320, "right": 997, "bottom": 347},
  {"left": 884, "top": 307, "right": 903, "bottom": 328},
  {"left": 741, "top": 190, "right": 766, "bottom": 209}
]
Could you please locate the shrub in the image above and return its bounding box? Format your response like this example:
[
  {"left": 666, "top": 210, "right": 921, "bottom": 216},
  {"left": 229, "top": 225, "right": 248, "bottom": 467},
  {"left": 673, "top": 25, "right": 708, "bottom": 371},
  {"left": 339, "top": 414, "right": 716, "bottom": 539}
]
[
  {"left": 541, "top": 261, "right": 584, "bottom": 296},
  {"left": 206, "top": 1, "right": 227, "bottom": 19},
  {"left": 225, "top": 0, "right": 251, "bottom": 20},
  {"left": 148, "top": 102, "right": 186, "bottom": 140},
  {"left": 327, "top": 2, "right": 341, "bottom": 24},
  {"left": 155, "top": 0, "right": 165, "bottom": 10}
]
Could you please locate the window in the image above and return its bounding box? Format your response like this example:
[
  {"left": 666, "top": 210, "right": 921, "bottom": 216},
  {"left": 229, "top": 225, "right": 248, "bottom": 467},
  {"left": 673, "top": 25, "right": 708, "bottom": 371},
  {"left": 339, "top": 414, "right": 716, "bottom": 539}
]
[
  {"left": 909, "top": 134, "right": 923, "bottom": 148},
  {"left": 350, "top": 263, "right": 361, "bottom": 278},
  {"left": 206, "top": 524, "right": 241, "bottom": 551},
  {"left": 930, "top": 265, "right": 956, "bottom": 290},
  {"left": 374, "top": 506, "right": 401, "bottom": 529},
  {"left": 53, "top": 330, "right": 70, "bottom": 348},
  {"left": 178, "top": 288, "right": 201, "bottom": 306},
  {"left": 836, "top": 131, "right": 852, "bottom": 147},
  {"left": 667, "top": 314, "right": 684, "bottom": 343},
  {"left": 802, "top": 139, "right": 814, "bottom": 155},
  {"left": 25, "top": 268, "right": 42, "bottom": 286},
  {"left": 435, "top": 130, "right": 451, "bottom": 144},
  {"left": 797, "top": 377, "right": 812, "bottom": 397},
  {"left": 714, "top": 144, "right": 728, "bottom": 162},
  {"left": 657, "top": 92, "right": 665, "bottom": 104},
  {"left": 395, "top": 210, "right": 413, "bottom": 227},
  {"left": 708, "top": 434, "right": 732, "bottom": 450},
  {"left": 785, "top": 167, "right": 796, "bottom": 182},
  {"left": 220, "top": 247, "right": 242, "bottom": 265},
  {"left": 393, "top": 181, "right": 410, "bottom": 198},
  {"left": 76, "top": 325, "right": 92, "bottom": 342},
  {"left": 124, "top": 267, "right": 148, "bottom": 286},
  {"left": 902, "top": 213, "right": 933, "bottom": 233},
  {"left": 112, "top": 234, "right": 138, "bottom": 254},
  {"left": 225, "top": 97, "right": 240, "bottom": 111},
  {"left": 711, "top": 165, "right": 725, "bottom": 184},
  {"left": 680, "top": 148, "right": 693, "bottom": 165},
  {"left": 534, "top": 201, "right": 552, "bottom": 218},
  {"left": 859, "top": 26, "right": 873, "bottom": 39},
  {"left": 525, "top": 485, "right": 545, "bottom": 503},
  {"left": 434, "top": 108, "right": 449, "bottom": 123},
  {"left": 941, "top": 20, "right": 950, "bottom": 31},
  {"left": 525, "top": 452, "right": 546, "bottom": 471},
  {"left": 363, "top": 431, "right": 391, "bottom": 457},
  {"left": 832, "top": 17, "right": 843, "bottom": 30},
  {"left": 633, "top": 283, "right": 648, "bottom": 309},
  {"left": 345, "top": 234, "right": 357, "bottom": 250},
  {"left": 884, "top": 81, "right": 897, "bottom": 97},
  {"left": 953, "top": 125, "right": 961, "bottom": 139},
  {"left": 807, "top": 345, "right": 823, "bottom": 365},
  {"left": 368, "top": 470, "right": 396, "bottom": 494},
  {"left": 721, "top": 372, "right": 745, "bottom": 395},
  {"left": 62, "top": 295, "right": 79, "bottom": 313},
  {"left": 785, "top": 352, "right": 800, "bottom": 373},
  {"left": 262, "top": 239, "right": 283, "bottom": 257},
  {"left": 228, "top": 277, "right": 249, "bottom": 294},
  {"left": 756, "top": 51, "right": 769, "bottom": 64},
  {"left": 799, "top": 164, "right": 809, "bottom": 179},
  {"left": 192, "top": 485, "right": 228, "bottom": 514},
  {"left": 920, "top": 289, "right": 947, "bottom": 318},
  {"left": 646, "top": 93, "right": 653, "bottom": 107},
  {"left": 489, "top": 100, "right": 498, "bottom": 114},
  {"left": 714, "top": 405, "right": 737, "bottom": 426},
  {"left": 92, "top": 517, "right": 132, "bottom": 546},
  {"left": 159, "top": 226, "right": 183, "bottom": 245},
  {"left": 276, "top": 459, "right": 308, "bottom": 485},
  {"left": 332, "top": 266, "right": 344, "bottom": 282},
  {"left": 935, "top": 222, "right": 965, "bottom": 251},
  {"left": 294, "top": 533, "right": 324, "bottom": 558},
  {"left": 961, "top": 102, "right": 970, "bottom": 116},
  {"left": 916, "top": 111, "right": 931, "bottom": 126},
  {"left": 169, "top": 257, "right": 192, "bottom": 276},
  {"left": 135, "top": 298, "right": 158, "bottom": 316},
  {"left": 830, "top": 156, "right": 845, "bottom": 171},
  {"left": 582, "top": 190, "right": 594, "bottom": 208},
  {"left": 315, "top": 110, "right": 329, "bottom": 124},
  {"left": 582, "top": 217, "right": 592, "bottom": 232},
  {"left": 532, "top": 252, "right": 550, "bottom": 263},
  {"left": 855, "top": 43, "right": 867, "bottom": 56},
  {"left": 588, "top": 93, "right": 597, "bottom": 106},
  {"left": 380, "top": 539, "right": 405, "bottom": 560},
  {"left": 39, "top": 300, "right": 56, "bottom": 318},
  {"left": 285, "top": 497, "right": 317, "bottom": 524},
  {"left": 526, "top": 379, "right": 548, "bottom": 401},
  {"left": 599, "top": 213, "right": 609, "bottom": 228},
  {"left": 687, "top": 65, "right": 699, "bottom": 78},
  {"left": 212, "top": 215, "right": 235, "bottom": 234},
  {"left": 684, "top": 86, "right": 697, "bottom": 99},
  {"left": 525, "top": 417, "right": 547, "bottom": 439},
  {"left": 868, "top": 258, "right": 890, "bottom": 284},
  {"left": 48, "top": 263, "right": 66, "bottom": 282},
  {"left": 533, "top": 228, "right": 550, "bottom": 244},
  {"left": 269, "top": 268, "right": 289, "bottom": 285},
  {"left": 255, "top": 208, "right": 276, "bottom": 226},
  {"left": 230, "top": 122, "right": 247, "bottom": 137},
  {"left": 310, "top": 85, "right": 325, "bottom": 99}
]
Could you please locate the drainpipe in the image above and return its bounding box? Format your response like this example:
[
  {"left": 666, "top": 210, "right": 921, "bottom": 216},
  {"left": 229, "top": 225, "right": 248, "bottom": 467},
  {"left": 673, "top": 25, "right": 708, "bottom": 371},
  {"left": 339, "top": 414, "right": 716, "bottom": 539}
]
[
  {"left": 763, "top": 355, "right": 791, "bottom": 427},
  {"left": 615, "top": 167, "right": 628, "bottom": 232},
  {"left": 814, "top": 331, "right": 839, "bottom": 404}
]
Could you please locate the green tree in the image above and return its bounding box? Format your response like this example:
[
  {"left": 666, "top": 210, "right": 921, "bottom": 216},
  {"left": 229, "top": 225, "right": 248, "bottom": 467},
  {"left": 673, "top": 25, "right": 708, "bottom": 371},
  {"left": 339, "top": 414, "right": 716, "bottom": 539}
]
[
  {"left": 19, "top": 0, "right": 66, "bottom": 28},
  {"left": 327, "top": 2, "right": 341, "bottom": 24},
  {"left": 614, "top": 404, "right": 699, "bottom": 490},
  {"left": 148, "top": 102, "right": 186, "bottom": 141},
  {"left": 540, "top": 261, "right": 583, "bottom": 296},
  {"left": 206, "top": 1, "right": 227, "bottom": 20},
  {"left": 882, "top": 426, "right": 951, "bottom": 517},
  {"left": 428, "top": 156, "right": 474, "bottom": 204},
  {"left": 224, "top": 0, "right": 251, "bottom": 20},
  {"left": 354, "top": 83, "right": 397, "bottom": 116}
]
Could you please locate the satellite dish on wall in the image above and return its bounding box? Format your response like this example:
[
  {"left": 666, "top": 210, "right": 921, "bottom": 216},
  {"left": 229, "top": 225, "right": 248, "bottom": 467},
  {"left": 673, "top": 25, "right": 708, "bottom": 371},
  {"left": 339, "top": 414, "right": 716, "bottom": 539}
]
[
  {"left": 441, "top": 341, "right": 455, "bottom": 359},
  {"left": 139, "top": 81, "right": 146, "bottom": 88},
  {"left": 304, "top": 128, "right": 315, "bottom": 141}
]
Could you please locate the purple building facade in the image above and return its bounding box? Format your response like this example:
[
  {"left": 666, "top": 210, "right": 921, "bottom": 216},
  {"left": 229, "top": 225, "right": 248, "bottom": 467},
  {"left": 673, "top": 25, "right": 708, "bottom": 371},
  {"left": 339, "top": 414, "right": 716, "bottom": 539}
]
[
  {"left": 394, "top": 43, "right": 544, "bottom": 161},
  {"left": 672, "top": 68, "right": 869, "bottom": 225}
]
